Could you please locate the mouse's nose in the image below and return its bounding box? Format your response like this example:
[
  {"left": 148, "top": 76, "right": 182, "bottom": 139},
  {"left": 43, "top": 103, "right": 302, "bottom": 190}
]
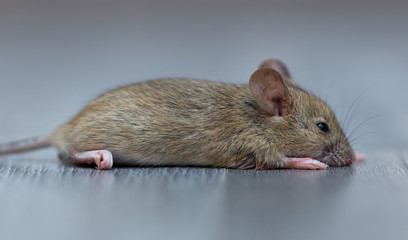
[{"left": 320, "top": 144, "right": 355, "bottom": 167}]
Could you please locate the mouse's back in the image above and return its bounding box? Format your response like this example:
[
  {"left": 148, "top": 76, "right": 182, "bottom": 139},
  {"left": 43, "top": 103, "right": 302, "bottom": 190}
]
[{"left": 51, "top": 78, "right": 256, "bottom": 166}]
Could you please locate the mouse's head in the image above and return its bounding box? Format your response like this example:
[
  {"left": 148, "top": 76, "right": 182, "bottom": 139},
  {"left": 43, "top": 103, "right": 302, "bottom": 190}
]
[{"left": 249, "top": 61, "right": 355, "bottom": 166}]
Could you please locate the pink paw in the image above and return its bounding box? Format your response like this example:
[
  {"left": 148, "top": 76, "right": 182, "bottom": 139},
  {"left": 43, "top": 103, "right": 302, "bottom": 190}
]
[
  {"left": 93, "top": 150, "right": 113, "bottom": 170},
  {"left": 286, "top": 158, "right": 328, "bottom": 170},
  {"left": 71, "top": 149, "right": 113, "bottom": 170},
  {"left": 355, "top": 153, "right": 366, "bottom": 163}
]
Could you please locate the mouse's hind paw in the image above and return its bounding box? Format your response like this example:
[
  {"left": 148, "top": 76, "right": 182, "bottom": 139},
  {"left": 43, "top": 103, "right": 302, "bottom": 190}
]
[
  {"left": 93, "top": 150, "right": 114, "bottom": 170},
  {"left": 70, "top": 149, "right": 113, "bottom": 170}
]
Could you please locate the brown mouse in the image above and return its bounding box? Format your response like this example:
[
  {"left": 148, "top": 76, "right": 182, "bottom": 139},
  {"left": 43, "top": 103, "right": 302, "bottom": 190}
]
[{"left": 0, "top": 59, "right": 364, "bottom": 170}]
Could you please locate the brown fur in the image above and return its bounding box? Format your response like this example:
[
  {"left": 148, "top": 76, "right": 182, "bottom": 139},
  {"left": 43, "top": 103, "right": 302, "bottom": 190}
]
[{"left": 52, "top": 62, "right": 355, "bottom": 169}]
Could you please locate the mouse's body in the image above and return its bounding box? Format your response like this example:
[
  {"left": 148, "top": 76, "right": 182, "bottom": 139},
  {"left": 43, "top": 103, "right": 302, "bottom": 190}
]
[
  {"left": 0, "top": 59, "right": 363, "bottom": 170},
  {"left": 53, "top": 78, "right": 256, "bottom": 168}
]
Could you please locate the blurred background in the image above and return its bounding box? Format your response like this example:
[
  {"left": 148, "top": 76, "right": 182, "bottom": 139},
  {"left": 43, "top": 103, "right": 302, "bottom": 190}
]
[{"left": 0, "top": 0, "right": 407, "bottom": 151}]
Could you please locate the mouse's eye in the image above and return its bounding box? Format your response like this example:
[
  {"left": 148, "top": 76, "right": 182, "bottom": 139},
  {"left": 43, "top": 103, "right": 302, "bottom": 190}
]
[{"left": 316, "top": 122, "right": 329, "bottom": 133}]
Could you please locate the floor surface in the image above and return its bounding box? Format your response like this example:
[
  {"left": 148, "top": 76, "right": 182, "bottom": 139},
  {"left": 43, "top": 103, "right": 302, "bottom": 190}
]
[{"left": 1, "top": 149, "right": 407, "bottom": 240}]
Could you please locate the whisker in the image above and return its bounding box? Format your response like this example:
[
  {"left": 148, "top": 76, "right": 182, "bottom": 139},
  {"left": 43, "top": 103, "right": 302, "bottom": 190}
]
[
  {"left": 336, "top": 142, "right": 345, "bottom": 165},
  {"left": 325, "top": 79, "right": 334, "bottom": 103},
  {"left": 329, "top": 143, "right": 340, "bottom": 166},
  {"left": 349, "top": 131, "right": 376, "bottom": 145},
  {"left": 347, "top": 114, "right": 383, "bottom": 140},
  {"left": 342, "top": 85, "right": 373, "bottom": 133},
  {"left": 351, "top": 140, "right": 363, "bottom": 147}
]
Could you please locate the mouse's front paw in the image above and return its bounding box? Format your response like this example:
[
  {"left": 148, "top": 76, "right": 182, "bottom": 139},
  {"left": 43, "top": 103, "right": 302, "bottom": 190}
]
[
  {"left": 355, "top": 153, "right": 366, "bottom": 163},
  {"left": 284, "top": 157, "right": 328, "bottom": 170}
]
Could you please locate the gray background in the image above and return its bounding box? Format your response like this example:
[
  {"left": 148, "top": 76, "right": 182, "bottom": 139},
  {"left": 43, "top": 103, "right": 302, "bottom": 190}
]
[
  {"left": 0, "top": 1, "right": 407, "bottom": 240},
  {"left": 1, "top": 0, "right": 406, "bottom": 150}
]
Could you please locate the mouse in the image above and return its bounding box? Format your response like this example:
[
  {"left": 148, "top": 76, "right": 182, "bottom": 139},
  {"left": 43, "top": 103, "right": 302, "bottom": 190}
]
[{"left": 0, "top": 58, "right": 365, "bottom": 170}]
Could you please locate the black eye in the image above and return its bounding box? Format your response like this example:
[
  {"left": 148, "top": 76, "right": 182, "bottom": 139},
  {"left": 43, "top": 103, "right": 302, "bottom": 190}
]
[{"left": 316, "top": 122, "right": 329, "bottom": 133}]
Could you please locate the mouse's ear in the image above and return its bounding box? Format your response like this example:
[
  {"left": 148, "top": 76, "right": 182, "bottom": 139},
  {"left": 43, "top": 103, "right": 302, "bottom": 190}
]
[
  {"left": 249, "top": 68, "right": 288, "bottom": 117},
  {"left": 259, "top": 59, "right": 295, "bottom": 85}
]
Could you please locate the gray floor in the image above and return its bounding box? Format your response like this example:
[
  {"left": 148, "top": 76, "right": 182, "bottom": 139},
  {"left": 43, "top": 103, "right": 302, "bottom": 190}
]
[
  {"left": 1, "top": 1, "right": 408, "bottom": 240},
  {"left": 1, "top": 149, "right": 407, "bottom": 240}
]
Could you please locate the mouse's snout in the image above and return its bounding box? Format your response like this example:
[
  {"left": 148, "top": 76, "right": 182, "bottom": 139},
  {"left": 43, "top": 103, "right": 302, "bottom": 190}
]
[{"left": 320, "top": 141, "right": 356, "bottom": 167}]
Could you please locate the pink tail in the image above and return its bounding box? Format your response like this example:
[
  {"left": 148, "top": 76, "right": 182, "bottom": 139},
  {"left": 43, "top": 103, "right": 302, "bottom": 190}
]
[{"left": 0, "top": 136, "right": 52, "bottom": 155}]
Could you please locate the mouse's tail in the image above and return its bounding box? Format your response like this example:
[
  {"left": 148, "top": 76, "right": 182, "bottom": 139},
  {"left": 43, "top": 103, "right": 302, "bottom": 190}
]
[{"left": 0, "top": 136, "right": 52, "bottom": 155}]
